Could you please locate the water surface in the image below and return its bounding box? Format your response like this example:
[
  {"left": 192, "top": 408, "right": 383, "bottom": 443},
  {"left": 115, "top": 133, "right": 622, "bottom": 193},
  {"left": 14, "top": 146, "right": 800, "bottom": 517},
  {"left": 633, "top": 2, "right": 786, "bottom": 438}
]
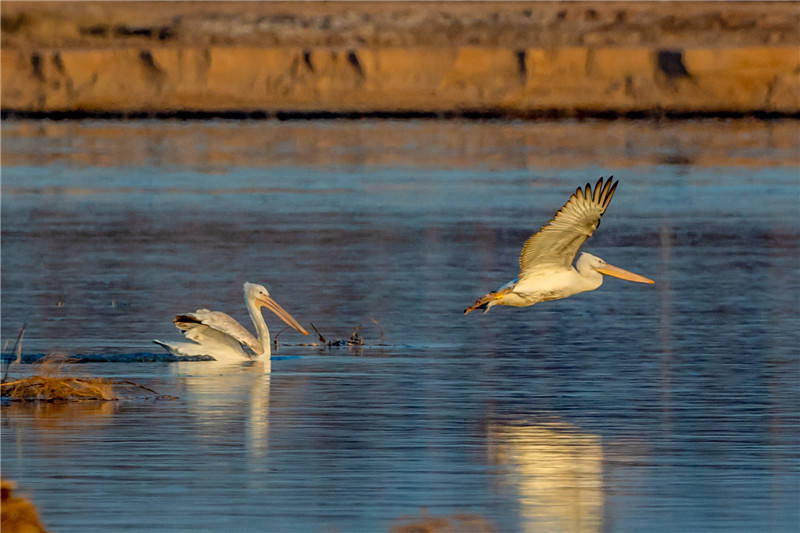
[{"left": 2, "top": 119, "right": 798, "bottom": 532}]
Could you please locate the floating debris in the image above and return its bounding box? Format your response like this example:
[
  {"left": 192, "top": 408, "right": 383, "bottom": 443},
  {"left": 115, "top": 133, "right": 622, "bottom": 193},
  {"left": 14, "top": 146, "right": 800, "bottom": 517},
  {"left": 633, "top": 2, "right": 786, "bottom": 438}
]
[
  {"left": 279, "top": 317, "right": 387, "bottom": 347},
  {"left": 390, "top": 510, "right": 496, "bottom": 533},
  {"left": 1, "top": 479, "right": 49, "bottom": 533}
]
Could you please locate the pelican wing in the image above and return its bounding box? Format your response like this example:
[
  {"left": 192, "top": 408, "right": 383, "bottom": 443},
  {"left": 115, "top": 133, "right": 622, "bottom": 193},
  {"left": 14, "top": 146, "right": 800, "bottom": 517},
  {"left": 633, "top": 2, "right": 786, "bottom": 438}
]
[
  {"left": 174, "top": 309, "right": 261, "bottom": 355},
  {"left": 519, "top": 177, "right": 618, "bottom": 278}
]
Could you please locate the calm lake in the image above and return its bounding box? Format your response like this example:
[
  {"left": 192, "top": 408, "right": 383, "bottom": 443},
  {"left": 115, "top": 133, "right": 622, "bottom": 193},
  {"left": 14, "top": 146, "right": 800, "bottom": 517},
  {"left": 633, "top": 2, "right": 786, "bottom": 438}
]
[{"left": 2, "top": 119, "right": 798, "bottom": 532}]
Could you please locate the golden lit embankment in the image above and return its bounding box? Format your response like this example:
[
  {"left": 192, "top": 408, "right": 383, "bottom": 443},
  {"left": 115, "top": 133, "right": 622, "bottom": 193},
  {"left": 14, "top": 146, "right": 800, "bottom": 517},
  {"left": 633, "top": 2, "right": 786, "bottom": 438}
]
[
  {"left": 2, "top": 45, "right": 798, "bottom": 116},
  {"left": 2, "top": 2, "right": 797, "bottom": 116}
]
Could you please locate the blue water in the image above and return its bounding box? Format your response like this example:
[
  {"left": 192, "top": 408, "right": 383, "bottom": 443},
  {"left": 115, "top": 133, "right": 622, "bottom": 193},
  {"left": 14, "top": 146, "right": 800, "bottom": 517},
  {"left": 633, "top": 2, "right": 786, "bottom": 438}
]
[{"left": 2, "top": 119, "right": 799, "bottom": 532}]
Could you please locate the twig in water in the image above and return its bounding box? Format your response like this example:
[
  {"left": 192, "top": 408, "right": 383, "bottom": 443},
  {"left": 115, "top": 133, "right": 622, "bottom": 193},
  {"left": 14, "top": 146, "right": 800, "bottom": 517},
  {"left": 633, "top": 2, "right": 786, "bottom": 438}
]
[
  {"left": 272, "top": 326, "right": 291, "bottom": 346},
  {"left": 369, "top": 317, "right": 386, "bottom": 343},
  {"left": 2, "top": 322, "right": 26, "bottom": 382},
  {"left": 348, "top": 322, "right": 364, "bottom": 346},
  {"left": 309, "top": 322, "right": 327, "bottom": 344},
  {"left": 113, "top": 380, "right": 176, "bottom": 399},
  {"left": 13, "top": 324, "right": 25, "bottom": 365}
]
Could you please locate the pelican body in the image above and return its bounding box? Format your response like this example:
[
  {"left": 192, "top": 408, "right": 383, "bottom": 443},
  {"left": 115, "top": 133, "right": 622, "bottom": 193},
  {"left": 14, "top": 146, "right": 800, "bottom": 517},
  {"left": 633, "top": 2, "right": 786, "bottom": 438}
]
[
  {"left": 465, "top": 177, "right": 653, "bottom": 315},
  {"left": 154, "top": 282, "right": 308, "bottom": 363}
]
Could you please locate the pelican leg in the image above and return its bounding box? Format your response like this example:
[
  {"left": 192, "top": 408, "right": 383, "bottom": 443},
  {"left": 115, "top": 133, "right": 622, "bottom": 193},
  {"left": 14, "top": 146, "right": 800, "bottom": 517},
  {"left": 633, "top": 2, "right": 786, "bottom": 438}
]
[{"left": 464, "top": 288, "right": 513, "bottom": 315}]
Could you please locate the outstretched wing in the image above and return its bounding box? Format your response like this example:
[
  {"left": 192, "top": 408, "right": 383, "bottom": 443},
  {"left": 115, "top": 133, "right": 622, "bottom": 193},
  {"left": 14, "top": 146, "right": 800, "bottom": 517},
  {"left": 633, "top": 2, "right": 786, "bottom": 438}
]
[
  {"left": 519, "top": 177, "right": 618, "bottom": 278},
  {"left": 174, "top": 309, "right": 262, "bottom": 355}
]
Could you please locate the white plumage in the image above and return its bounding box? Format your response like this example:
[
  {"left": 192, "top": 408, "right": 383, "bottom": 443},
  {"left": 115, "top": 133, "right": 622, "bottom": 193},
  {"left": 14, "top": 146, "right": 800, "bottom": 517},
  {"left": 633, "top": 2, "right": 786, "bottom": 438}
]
[
  {"left": 155, "top": 282, "right": 307, "bottom": 363},
  {"left": 465, "top": 177, "right": 653, "bottom": 315}
]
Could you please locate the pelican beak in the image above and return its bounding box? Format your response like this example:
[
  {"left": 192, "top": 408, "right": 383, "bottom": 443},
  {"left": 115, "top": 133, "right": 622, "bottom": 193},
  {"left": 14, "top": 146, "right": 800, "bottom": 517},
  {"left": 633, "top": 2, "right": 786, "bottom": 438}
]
[
  {"left": 258, "top": 296, "right": 309, "bottom": 335},
  {"left": 596, "top": 263, "right": 655, "bottom": 284}
]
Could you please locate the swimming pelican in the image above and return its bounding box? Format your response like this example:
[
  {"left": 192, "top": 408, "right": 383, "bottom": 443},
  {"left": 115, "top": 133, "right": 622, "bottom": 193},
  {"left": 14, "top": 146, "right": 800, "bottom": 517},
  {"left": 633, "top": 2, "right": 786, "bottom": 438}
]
[
  {"left": 154, "top": 282, "right": 308, "bottom": 363},
  {"left": 465, "top": 177, "right": 653, "bottom": 315}
]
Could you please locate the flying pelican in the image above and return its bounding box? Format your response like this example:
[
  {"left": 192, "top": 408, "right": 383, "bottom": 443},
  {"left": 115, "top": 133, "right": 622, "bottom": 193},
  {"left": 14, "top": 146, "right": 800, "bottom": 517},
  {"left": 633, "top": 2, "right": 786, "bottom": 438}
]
[
  {"left": 465, "top": 177, "right": 653, "bottom": 315},
  {"left": 154, "top": 282, "right": 308, "bottom": 363}
]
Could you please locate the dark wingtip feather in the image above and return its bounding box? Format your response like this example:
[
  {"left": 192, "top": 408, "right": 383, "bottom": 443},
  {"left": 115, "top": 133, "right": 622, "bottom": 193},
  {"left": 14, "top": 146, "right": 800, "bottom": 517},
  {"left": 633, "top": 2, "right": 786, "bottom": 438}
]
[
  {"left": 590, "top": 176, "right": 618, "bottom": 211},
  {"left": 605, "top": 178, "right": 619, "bottom": 209},
  {"left": 593, "top": 177, "right": 604, "bottom": 202},
  {"left": 173, "top": 314, "right": 202, "bottom": 332}
]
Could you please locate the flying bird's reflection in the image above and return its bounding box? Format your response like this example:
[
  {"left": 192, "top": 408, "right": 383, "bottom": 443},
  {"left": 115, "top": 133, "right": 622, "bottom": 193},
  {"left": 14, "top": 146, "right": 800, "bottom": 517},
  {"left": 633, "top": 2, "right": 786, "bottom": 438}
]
[{"left": 488, "top": 420, "right": 603, "bottom": 533}]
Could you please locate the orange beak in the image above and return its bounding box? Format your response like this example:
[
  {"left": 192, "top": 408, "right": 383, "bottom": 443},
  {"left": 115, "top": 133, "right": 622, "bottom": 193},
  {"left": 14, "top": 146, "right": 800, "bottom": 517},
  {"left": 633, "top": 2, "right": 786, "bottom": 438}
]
[
  {"left": 596, "top": 263, "right": 655, "bottom": 284},
  {"left": 258, "top": 296, "right": 309, "bottom": 335}
]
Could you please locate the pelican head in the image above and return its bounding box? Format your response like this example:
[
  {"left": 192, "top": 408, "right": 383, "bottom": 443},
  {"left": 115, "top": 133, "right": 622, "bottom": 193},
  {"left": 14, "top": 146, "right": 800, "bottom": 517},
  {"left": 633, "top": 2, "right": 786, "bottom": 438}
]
[
  {"left": 244, "top": 282, "right": 308, "bottom": 336},
  {"left": 244, "top": 281, "right": 270, "bottom": 301},
  {"left": 577, "top": 253, "right": 654, "bottom": 284}
]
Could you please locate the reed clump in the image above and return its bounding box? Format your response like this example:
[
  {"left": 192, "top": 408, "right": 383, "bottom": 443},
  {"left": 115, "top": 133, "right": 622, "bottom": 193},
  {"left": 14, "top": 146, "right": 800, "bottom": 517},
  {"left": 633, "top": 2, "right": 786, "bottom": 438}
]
[
  {"left": 1, "top": 375, "right": 115, "bottom": 401},
  {"left": 1, "top": 355, "right": 173, "bottom": 402},
  {"left": 1, "top": 354, "right": 114, "bottom": 401},
  {"left": 1, "top": 479, "right": 49, "bottom": 533}
]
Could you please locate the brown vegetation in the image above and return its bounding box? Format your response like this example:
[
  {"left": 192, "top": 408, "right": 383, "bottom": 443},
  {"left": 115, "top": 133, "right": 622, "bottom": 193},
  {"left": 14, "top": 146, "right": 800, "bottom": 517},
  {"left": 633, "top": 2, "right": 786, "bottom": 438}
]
[
  {"left": 0, "top": 480, "right": 48, "bottom": 533},
  {"left": 1, "top": 355, "right": 174, "bottom": 401},
  {"left": 2, "top": 375, "right": 115, "bottom": 401},
  {"left": 390, "top": 511, "right": 496, "bottom": 533}
]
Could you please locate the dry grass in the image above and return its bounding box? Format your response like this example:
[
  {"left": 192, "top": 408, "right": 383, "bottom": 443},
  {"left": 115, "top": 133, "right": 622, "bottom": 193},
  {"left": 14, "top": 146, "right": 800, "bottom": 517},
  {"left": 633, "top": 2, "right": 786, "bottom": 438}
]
[
  {"left": 1, "top": 479, "right": 49, "bottom": 533},
  {"left": 1, "top": 354, "right": 173, "bottom": 402},
  {"left": 1, "top": 375, "right": 115, "bottom": 401},
  {"left": 2, "top": 354, "right": 114, "bottom": 401}
]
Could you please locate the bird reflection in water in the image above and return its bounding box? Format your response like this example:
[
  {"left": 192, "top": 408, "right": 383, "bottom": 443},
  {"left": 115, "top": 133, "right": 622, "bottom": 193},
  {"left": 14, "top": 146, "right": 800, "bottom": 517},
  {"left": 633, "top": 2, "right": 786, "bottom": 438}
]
[
  {"left": 171, "top": 361, "right": 271, "bottom": 464},
  {"left": 488, "top": 420, "right": 603, "bottom": 533}
]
